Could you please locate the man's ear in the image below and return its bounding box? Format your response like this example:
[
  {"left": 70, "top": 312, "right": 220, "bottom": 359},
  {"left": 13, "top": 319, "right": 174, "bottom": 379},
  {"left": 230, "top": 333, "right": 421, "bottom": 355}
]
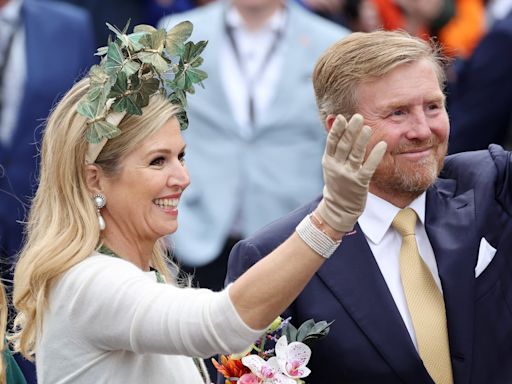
[
  {"left": 325, "top": 114, "right": 337, "bottom": 133},
  {"left": 84, "top": 164, "right": 103, "bottom": 195}
]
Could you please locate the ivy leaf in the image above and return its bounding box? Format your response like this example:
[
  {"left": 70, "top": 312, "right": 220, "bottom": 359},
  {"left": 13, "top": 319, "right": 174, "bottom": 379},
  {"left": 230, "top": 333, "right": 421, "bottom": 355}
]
[
  {"left": 104, "top": 42, "right": 124, "bottom": 75},
  {"left": 140, "top": 29, "right": 166, "bottom": 51},
  {"left": 182, "top": 40, "right": 208, "bottom": 62},
  {"left": 121, "top": 59, "right": 141, "bottom": 77},
  {"left": 112, "top": 94, "right": 142, "bottom": 115},
  {"left": 85, "top": 120, "right": 121, "bottom": 144},
  {"left": 138, "top": 51, "right": 168, "bottom": 73},
  {"left": 165, "top": 21, "right": 193, "bottom": 56},
  {"left": 186, "top": 67, "right": 208, "bottom": 85},
  {"left": 106, "top": 22, "right": 132, "bottom": 49},
  {"left": 134, "top": 24, "right": 157, "bottom": 34}
]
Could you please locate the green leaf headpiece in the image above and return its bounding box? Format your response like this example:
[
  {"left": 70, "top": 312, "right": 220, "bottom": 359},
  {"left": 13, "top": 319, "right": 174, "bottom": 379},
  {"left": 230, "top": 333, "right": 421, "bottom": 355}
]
[{"left": 77, "top": 21, "right": 208, "bottom": 163}]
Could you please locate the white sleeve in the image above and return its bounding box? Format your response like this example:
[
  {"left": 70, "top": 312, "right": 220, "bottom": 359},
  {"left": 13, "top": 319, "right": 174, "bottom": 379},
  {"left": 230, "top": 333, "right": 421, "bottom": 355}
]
[{"left": 53, "top": 255, "right": 264, "bottom": 357}]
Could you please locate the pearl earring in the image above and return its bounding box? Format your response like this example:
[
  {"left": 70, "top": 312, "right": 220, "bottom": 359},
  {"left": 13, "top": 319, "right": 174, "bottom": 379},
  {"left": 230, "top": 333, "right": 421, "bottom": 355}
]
[{"left": 93, "top": 193, "right": 106, "bottom": 231}]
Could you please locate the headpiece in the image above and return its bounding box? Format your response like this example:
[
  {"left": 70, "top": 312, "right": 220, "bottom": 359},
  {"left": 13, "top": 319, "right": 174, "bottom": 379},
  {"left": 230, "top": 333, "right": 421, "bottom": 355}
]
[{"left": 77, "top": 21, "right": 208, "bottom": 163}]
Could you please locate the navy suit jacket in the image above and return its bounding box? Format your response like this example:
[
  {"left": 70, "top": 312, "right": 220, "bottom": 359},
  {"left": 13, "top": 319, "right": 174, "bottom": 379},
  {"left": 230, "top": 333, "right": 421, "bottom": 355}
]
[
  {"left": 226, "top": 145, "right": 512, "bottom": 383},
  {"left": 448, "top": 11, "right": 512, "bottom": 154},
  {"left": 0, "top": 0, "right": 95, "bottom": 267}
]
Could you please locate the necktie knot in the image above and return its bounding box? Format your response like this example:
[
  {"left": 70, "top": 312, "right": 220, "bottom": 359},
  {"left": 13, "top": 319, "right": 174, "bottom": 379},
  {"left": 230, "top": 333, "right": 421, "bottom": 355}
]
[{"left": 392, "top": 208, "right": 417, "bottom": 237}]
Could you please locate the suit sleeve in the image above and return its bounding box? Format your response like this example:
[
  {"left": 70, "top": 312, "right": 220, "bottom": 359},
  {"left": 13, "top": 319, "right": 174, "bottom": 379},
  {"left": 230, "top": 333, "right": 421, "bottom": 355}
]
[{"left": 224, "top": 240, "right": 264, "bottom": 286}]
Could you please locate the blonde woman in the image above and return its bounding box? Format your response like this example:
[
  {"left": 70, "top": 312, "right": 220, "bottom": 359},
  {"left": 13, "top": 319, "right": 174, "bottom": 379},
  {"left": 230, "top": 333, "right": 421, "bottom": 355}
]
[{"left": 12, "top": 23, "right": 385, "bottom": 383}]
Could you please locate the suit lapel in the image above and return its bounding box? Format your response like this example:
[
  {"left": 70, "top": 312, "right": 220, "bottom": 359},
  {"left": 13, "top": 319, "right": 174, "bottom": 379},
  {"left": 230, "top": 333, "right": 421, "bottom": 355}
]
[
  {"left": 425, "top": 180, "right": 477, "bottom": 384},
  {"left": 317, "top": 225, "right": 433, "bottom": 383}
]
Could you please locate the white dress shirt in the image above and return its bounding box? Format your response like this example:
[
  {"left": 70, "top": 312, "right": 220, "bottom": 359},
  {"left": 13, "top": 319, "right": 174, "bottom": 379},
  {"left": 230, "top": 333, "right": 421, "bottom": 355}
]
[
  {"left": 358, "top": 192, "right": 443, "bottom": 350},
  {"left": 221, "top": 6, "right": 286, "bottom": 138},
  {"left": 0, "top": 0, "right": 26, "bottom": 146}
]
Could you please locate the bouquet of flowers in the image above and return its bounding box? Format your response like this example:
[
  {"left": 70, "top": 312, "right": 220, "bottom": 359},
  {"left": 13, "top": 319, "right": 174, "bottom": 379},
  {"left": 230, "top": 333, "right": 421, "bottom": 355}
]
[{"left": 212, "top": 317, "right": 333, "bottom": 384}]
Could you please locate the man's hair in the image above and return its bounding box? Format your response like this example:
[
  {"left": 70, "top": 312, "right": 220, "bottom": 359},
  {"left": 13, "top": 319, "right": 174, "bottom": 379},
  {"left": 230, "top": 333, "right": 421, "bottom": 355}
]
[{"left": 312, "top": 30, "right": 448, "bottom": 123}]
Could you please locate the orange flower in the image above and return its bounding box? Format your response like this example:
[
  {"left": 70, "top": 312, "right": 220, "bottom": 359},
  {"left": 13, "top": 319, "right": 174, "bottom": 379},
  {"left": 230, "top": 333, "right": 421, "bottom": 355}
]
[{"left": 212, "top": 354, "right": 251, "bottom": 382}]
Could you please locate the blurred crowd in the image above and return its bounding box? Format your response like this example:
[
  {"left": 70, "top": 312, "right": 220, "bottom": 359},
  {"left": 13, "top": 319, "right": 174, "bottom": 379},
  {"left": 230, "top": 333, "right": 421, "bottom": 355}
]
[{"left": 1, "top": 2, "right": 512, "bottom": 380}]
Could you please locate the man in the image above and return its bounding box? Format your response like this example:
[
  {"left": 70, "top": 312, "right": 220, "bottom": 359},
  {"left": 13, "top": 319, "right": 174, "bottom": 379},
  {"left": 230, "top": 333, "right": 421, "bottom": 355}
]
[
  {"left": 226, "top": 30, "right": 512, "bottom": 383},
  {"left": 158, "top": 0, "right": 348, "bottom": 291}
]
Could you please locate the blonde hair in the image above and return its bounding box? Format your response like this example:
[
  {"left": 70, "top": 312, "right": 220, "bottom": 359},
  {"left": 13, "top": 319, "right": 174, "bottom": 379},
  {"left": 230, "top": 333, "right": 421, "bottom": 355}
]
[
  {"left": 0, "top": 281, "right": 6, "bottom": 384},
  {"left": 312, "top": 30, "right": 448, "bottom": 123},
  {"left": 12, "top": 78, "right": 182, "bottom": 358}
]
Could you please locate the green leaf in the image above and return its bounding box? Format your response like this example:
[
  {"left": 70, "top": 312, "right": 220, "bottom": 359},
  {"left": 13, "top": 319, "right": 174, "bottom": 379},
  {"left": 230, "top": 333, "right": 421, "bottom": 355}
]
[
  {"left": 106, "top": 22, "right": 132, "bottom": 48},
  {"left": 134, "top": 24, "right": 157, "bottom": 34},
  {"left": 182, "top": 40, "right": 208, "bottom": 62},
  {"left": 122, "top": 59, "right": 141, "bottom": 77},
  {"left": 283, "top": 323, "right": 298, "bottom": 343},
  {"left": 140, "top": 29, "right": 166, "bottom": 51},
  {"left": 138, "top": 51, "right": 168, "bottom": 73},
  {"left": 112, "top": 94, "right": 142, "bottom": 115},
  {"left": 165, "top": 21, "right": 193, "bottom": 56},
  {"left": 109, "top": 71, "right": 129, "bottom": 99},
  {"left": 85, "top": 120, "right": 121, "bottom": 144},
  {"left": 104, "top": 42, "right": 124, "bottom": 75},
  {"left": 185, "top": 67, "right": 208, "bottom": 85}
]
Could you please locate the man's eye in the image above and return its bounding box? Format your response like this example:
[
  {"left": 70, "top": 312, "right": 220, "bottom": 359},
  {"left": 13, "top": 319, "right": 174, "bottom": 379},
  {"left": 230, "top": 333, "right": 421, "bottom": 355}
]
[
  {"left": 392, "top": 109, "right": 405, "bottom": 116},
  {"left": 150, "top": 157, "right": 165, "bottom": 166}
]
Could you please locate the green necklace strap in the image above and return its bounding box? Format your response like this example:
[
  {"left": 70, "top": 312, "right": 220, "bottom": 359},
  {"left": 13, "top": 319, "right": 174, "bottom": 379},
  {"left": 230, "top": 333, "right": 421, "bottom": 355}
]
[{"left": 98, "top": 244, "right": 165, "bottom": 284}]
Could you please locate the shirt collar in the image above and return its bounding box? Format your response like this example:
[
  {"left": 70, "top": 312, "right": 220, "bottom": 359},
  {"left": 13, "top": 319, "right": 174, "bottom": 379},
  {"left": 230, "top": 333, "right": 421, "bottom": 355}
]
[
  {"left": 359, "top": 191, "right": 426, "bottom": 245},
  {"left": 225, "top": 4, "right": 287, "bottom": 33}
]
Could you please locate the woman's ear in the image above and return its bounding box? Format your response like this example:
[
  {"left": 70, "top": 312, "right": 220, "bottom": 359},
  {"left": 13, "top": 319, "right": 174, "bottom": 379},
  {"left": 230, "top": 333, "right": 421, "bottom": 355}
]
[{"left": 84, "top": 164, "right": 103, "bottom": 195}]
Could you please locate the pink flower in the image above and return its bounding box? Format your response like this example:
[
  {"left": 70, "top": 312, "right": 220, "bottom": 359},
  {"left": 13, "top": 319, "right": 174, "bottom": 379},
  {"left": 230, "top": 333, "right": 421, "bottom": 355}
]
[
  {"left": 238, "top": 373, "right": 261, "bottom": 384},
  {"left": 242, "top": 355, "right": 296, "bottom": 384},
  {"left": 275, "top": 336, "right": 311, "bottom": 379}
]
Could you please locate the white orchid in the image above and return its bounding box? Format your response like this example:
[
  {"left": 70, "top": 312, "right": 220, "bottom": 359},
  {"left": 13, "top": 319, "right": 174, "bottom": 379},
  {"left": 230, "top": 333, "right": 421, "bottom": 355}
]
[
  {"left": 242, "top": 355, "right": 296, "bottom": 384},
  {"left": 241, "top": 336, "right": 312, "bottom": 383},
  {"left": 275, "top": 335, "right": 311, "bottom": 379}
]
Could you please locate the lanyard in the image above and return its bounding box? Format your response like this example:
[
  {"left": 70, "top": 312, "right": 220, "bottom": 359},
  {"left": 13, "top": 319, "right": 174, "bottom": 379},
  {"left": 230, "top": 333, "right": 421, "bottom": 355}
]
[
  {"left": 0, "top": 20, "right": 20, "bottom": 122},
  {"left": 224, "top": 16, "right": 284, "bottom": 127}
]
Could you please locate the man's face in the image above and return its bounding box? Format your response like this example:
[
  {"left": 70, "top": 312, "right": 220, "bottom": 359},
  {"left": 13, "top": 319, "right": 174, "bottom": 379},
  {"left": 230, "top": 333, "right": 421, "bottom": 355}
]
[{"left": 356, "top": 59, "right": 449, "bottom": 205}]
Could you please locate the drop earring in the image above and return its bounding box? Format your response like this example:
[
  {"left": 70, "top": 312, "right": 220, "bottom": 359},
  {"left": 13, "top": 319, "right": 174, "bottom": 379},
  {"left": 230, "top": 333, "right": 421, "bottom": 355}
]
[{"left": 93, "top": 193, "right": 106, "bottom": 231}]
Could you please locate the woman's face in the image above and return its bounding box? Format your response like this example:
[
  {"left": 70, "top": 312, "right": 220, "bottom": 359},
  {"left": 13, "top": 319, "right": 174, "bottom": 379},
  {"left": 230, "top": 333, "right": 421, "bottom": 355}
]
[{"left": 100, "top": 117, "right": 190, "bottom": 245}]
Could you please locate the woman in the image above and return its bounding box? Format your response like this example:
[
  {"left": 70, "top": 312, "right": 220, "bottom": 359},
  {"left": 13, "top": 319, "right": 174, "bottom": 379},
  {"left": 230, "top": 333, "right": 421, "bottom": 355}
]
[{"left": 11, "top": 23, "right": 385, "bottom": 383}]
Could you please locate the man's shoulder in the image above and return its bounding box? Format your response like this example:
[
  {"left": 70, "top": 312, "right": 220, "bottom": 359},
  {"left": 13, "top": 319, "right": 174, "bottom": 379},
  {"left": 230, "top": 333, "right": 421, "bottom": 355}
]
[
  {"left": 441, "top": 144, "right": 508, "bottom": 181},
  {"left": 241, "top": 197, "right": 320, "bottom": 253}
]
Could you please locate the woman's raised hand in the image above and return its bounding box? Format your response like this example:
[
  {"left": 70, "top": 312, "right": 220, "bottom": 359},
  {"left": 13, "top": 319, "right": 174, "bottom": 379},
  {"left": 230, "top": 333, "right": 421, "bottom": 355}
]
[{"left": 316, "top": 114, "right": 387, "bottom": 233}]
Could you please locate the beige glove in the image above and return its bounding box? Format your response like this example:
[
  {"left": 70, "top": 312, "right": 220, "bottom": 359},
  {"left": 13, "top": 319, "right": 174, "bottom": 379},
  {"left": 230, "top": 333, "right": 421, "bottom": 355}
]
[{"left": 316, "top": 114, "right": 387, "bottom": 233}]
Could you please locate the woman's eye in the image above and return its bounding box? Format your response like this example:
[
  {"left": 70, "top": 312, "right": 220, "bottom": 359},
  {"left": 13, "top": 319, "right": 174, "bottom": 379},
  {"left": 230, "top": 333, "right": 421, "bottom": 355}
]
[
  {"left": 178, "top": 152, "right": 186, "bottom": 165},
  {"left": 150, "top": 156, "right": 165, "bottom": 166}
]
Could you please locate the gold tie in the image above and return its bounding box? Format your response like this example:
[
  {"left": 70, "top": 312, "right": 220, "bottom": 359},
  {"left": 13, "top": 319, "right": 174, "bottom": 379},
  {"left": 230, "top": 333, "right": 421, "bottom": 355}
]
[{"left": 392, "top": 208, "right": 453, "bottom": 384}]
